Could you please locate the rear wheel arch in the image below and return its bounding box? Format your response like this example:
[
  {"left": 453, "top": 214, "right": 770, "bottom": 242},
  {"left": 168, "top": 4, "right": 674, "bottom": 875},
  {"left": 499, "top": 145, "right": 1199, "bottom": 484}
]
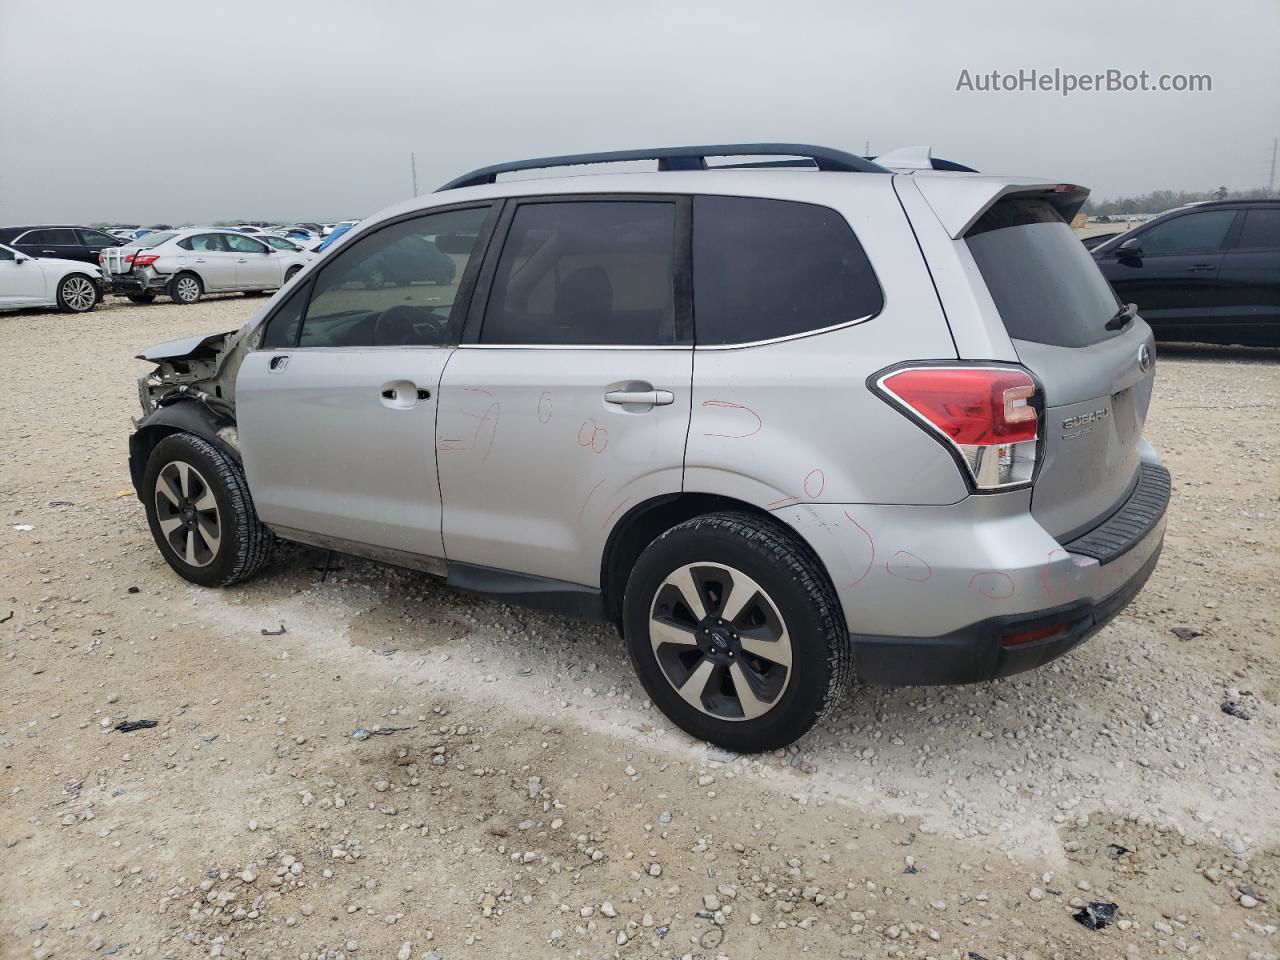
[{"left": 600, "top": 493, "right": 837, "bottom": 629}]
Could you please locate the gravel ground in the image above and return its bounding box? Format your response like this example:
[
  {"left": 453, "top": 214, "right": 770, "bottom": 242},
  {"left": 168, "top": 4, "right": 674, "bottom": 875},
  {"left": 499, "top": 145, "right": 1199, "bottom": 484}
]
[{"left": 2, "top": 295, "right": 1279, "bottom": 960}]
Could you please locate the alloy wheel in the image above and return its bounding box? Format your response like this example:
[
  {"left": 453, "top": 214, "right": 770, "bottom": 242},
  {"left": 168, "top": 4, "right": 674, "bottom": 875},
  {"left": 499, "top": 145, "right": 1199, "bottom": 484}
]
[
  {"left": 648, "top": 562, "right": 793, "bottom": 721},
  {"left": 176, "top": 276, "right": 200, "bottom": 302},
  {"left": 154, "top": 461, "right": 221, "bottom": 567},
  {"left": 62, "top": 276, "right": 96, "bottom": 311}
]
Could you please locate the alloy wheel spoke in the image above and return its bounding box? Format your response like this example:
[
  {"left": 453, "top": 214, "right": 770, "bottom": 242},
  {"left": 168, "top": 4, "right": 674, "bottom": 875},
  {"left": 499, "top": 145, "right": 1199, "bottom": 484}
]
[
  {"left": 667, "top": 567, "right": 708, "bottom": 621},
  {"left": 193, "top": 489, "right": 217, "bottom": 511},
  {"left": 158, "top": 516, "right": 184, "bottom": 537},
  {"left": 184, "top": 530, "right": 198, "bottom": 565},
  {"left": 649, "top": 617, "right": 699, "bottom": 653},
  {"left": 195, "top": 514, "right": 221, "bottom": 556},
  {"left": 157, "top": 474, "right": 181, "bottom": 507},
  {"left": 675, "top": 659, "right": 715, "bottom": 711},
  {"left": 739, "top": 630, "right": 792, "bottom": 667},
  {"left": 175, "top": 461, "right": 192, "bottom": 498},
  {"left": 719, "top": 574, "right": 758, "bottom": 624},
  {"left": 729, "top": 662, "right": 774, "bottom": 720}
]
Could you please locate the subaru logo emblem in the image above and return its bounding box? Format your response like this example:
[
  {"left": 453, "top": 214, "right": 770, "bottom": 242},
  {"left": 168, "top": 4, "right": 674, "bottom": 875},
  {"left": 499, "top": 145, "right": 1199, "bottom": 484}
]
[{"left": 1138, "top": 344, "right": 1153, "bottom": 372}]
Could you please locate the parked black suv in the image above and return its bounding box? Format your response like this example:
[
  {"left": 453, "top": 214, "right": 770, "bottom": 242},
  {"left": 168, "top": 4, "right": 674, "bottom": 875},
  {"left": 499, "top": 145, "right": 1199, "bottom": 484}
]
[
  {"left": 0, "top": 225, "right": 124, "bottom": 265},
  {"left": 1092, "top": 200, "right": 1280, "bottom": 346}
]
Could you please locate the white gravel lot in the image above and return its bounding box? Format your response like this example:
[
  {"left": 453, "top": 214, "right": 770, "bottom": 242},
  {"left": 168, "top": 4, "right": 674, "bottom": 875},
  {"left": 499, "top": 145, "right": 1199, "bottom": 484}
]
[{"left": 2, "top": 294, "right": 1279, "bottom": 960}]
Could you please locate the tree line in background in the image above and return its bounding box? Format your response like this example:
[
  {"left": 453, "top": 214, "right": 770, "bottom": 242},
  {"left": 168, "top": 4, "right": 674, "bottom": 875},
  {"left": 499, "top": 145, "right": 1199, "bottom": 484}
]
[{"left": 1085, "top": 187, "right": 1277, "bottom": 215}]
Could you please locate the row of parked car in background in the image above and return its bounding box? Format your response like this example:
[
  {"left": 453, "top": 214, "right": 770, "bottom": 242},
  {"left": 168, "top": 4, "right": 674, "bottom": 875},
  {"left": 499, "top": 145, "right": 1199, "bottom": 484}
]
[
  {"left": 0, "top": 219, "right": 360, "bottom": 312},
  {"left": 1, "top": 195, "right": 1277, "bottom": 346}
]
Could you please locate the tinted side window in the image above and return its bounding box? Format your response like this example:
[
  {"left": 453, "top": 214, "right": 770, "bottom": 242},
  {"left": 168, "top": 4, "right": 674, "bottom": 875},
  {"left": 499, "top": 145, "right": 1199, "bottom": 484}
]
[
  {"left": 482, "top": 201, "right": 676, "bottom": 346},
  {"left": 1138, "top": 210, "right": 1235, "bottom": 255},
  {"left": 260, "top": 278, "right": 311, "bottom": 348},
  {"left": 39, "top": 228, "right": 79, "bottom": 245},
  {"left": 1235, "top": 209, "right": 1280, "bottom": 250},
  {"left": 298, "top": 205, "right": 490, "bottom": 348},
  {"left": 226, "top": 233, "right": 268, "bottom": 254},
  {"left": 692, "top": 196, "right": 883, "bottom": 346}
]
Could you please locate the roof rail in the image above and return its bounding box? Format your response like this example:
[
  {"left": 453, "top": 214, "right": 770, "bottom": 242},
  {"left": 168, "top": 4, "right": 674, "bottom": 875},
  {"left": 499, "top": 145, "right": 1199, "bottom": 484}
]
[{"left": 436, "top": 143, "right": 888, "bottom": 192}]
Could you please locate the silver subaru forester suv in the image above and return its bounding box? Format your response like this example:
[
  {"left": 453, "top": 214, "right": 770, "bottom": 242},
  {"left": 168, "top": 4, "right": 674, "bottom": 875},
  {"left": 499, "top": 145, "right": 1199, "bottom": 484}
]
[{"left": 129, "top": 144, "right": 1169, "bottom": 751}]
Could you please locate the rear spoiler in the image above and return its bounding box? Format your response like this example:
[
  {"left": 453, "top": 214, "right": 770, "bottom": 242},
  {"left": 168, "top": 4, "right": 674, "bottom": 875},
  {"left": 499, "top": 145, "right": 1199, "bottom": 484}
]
[{"left": 912, "top": 176, "right": 1090, "bottom": 239}]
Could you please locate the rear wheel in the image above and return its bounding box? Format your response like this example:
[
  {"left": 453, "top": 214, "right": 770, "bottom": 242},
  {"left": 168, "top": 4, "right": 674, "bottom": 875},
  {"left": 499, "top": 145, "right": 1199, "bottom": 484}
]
[
  {"left": 169, "top": 272, "right": 202, "bottom": 305},
  {"left": 127, "top": 293, "right": 156, "bottom": 304},
  {"left": 622, "top": 511, "right": 850, "bottom": 752},
  {"left": 56, "top": 274, "right": 99, "bottom": 313},
  {"left": 142, "top": 433, "right": 273, "bottom": 587}
]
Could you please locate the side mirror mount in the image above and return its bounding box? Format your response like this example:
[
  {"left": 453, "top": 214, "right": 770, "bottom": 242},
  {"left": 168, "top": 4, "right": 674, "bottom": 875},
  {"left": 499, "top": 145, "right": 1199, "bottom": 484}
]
[
  {"left": 14, "top": 254, "right": 28, "bottom": 264},
  {"left": 1118, "top": 237, "right": 1143, "bottom": 258}
]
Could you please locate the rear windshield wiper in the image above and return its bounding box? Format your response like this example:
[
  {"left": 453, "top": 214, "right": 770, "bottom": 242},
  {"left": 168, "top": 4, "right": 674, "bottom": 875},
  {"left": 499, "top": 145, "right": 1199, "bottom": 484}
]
[{"left": 1105, "top": 302, "right": 1137, "bottom": 332}]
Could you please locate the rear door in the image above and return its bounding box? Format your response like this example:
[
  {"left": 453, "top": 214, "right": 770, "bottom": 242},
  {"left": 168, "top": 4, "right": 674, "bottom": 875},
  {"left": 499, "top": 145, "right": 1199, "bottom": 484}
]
[
  {"left": 224, "top": 232, "right": 281, "bottom": 288},
  {"left": 1094, "top": 208, "right": 1236, "bottom": 337},
  {"left": 437, "top": 196, "right": 693, "bottom": 588},
  {"left": 1214, "top": 206, "right": 1280, "bottom": 345},
  {"left": 237, "top": 203, "right": 495, "bottom": 563},
  {"left": 182, "top": 233, "right": 238, "bottom": 290},
  {"left": 964, "top": 195, "right": 1156, "bottom": 540}
]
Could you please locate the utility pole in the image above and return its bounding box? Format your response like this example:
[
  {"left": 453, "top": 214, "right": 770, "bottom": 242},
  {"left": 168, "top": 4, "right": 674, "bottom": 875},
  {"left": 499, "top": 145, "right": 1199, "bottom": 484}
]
[
  {"left": 864, "top": 140, "right": 871, "bottom": 157},
  {"left": 1269, "top": 138, "right": 1277, "bottom": 195},
  {"left": 410, "top": 152, "right": 418, "bottom": 198}
]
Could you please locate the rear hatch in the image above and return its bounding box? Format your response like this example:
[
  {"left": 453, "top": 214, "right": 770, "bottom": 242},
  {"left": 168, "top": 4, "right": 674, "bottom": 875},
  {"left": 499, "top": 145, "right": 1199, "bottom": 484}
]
[{"left": 964, "top": 195, "right": 1156, "bottom": 540}]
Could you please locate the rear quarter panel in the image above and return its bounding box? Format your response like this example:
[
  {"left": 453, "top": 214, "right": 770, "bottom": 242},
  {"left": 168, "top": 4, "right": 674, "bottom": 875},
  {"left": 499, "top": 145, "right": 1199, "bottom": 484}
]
[{"left": 685, "top": 177, "right": 967, "bottom": 508}]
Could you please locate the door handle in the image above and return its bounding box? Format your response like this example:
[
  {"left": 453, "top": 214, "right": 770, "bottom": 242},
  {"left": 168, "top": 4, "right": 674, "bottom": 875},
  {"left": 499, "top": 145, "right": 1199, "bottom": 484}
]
[
  {"left": 194, "top": 258, "right": 206, "bottom": 263},
  {"left": 236, "top": 258, "right": 248, "bottom": 263},
  {"left": 1186, "top": 264, "right": 1216, "bottom": 272},
  {"left": 268, "top": 355, "right": 289, "bottom": 372},
  {"left": 604, "top": 389, "right": 675, "bottom": 406},
  {"left": 42, "top": 250, "right": 56, "bottom": 254},
  {"left": 379, "top": 380, "right": 423, "bottom": 409}
]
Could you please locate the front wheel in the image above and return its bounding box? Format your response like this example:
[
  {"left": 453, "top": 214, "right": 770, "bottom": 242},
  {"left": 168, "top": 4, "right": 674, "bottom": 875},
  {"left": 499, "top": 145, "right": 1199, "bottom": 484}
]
[
  {"left": 142, "top": 433, "right": 273, "bottom": 587},
  {"left": 169, "top": 272, "right": 202, "bottom": 305},
  {"left": 622, "top": 512, "right": 851, "bottom": 752},
  {"left": 57, "top": 274, "right": 99, "bottom": 313}
]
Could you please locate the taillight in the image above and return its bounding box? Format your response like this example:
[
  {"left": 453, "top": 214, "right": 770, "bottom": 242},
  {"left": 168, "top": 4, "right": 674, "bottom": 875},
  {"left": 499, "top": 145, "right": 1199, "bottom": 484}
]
[
  {"left": 132, "top": 254, "right": 159, "bottom": 267},
  {"left": 875, "top": 365, "right": 1041, "bottom": 490},
  {"left": 97, "top": 252, "right": 105, "bottom": 265}
]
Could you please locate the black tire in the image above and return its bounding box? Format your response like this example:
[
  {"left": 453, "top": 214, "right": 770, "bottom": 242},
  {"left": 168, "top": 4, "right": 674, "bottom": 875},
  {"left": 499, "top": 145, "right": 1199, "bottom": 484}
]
[
  {"left": 142, "top": 433, "right": 273, "bottom": 587},
  {"left": 127, "top": 293, "right": 156, "bottom": 304},
  {"left": 284, "top": 265, "right": 302, "bottom": 284},
  {"left": 622, "top": 511, "right": 851, "bottom": 752},
  {"left": 169, "top": 272, "right": 203, "bottom": 305},
  {"left": 56, "top": 273, "right": 100, "bottom": 313}
]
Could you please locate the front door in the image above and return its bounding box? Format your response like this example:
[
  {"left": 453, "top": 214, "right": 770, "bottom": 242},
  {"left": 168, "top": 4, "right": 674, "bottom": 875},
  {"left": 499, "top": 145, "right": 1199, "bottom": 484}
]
[
  {"left": 438, "top": 197, "right": 693, "bottom": 588},
  {"left": 1215, "top": 207, "right": 1280, "bottom": 345},
  {"left": 0, "top": 246, "right": 47, "bottom": 304},
  {"left": 236, "top": 204, "right": 496, "bottom": 563},
  {"left": 15, "top": 227, "right": 81, "bottom": 262}
]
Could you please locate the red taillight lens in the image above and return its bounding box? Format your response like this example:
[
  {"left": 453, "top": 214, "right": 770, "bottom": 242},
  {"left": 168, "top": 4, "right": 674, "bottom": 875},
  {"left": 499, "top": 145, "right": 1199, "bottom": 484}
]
[
  {"left": 97, "top": 252, "right": 105, "bottom": 264},
  {"left": 132, "top": 254, "right": 159, "bottom": 267},
  {"left": 877, "top": 365, "right": 1041, "bottom": 490},
  {"left": 999, "top": 621, "right": 1069, "bottom": 647}
]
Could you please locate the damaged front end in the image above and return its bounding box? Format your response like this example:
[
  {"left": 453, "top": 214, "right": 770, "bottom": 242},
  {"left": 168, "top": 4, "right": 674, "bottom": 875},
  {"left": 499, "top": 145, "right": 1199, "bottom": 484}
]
[{"left": 129, "top": 324, "right": 256, "bottom": 494}]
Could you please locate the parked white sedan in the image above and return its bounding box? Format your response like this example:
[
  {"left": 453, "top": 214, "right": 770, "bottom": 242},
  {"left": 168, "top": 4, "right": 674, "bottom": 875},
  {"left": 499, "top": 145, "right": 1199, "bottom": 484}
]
[
  {"left": 0, "top": 242, "right": 105, "bottom": 312},
  {"left": 99, "top": 228, "right": 310, "bottom": 304}
]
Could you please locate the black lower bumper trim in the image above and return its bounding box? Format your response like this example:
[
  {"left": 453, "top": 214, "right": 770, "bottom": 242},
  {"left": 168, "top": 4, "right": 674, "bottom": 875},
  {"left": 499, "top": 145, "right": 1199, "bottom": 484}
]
[{"left": 851, "top": 543, "right": 1162, "bottom": 686}]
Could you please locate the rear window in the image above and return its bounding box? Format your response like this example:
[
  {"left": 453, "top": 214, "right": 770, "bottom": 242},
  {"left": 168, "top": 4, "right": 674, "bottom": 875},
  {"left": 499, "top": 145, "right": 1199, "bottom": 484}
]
[
  {"left": 693, "top": 196, "right": 882, "bottom": 345},
  {"left": 966, "top": 197, "right": 1120, "bottom": 348},
  {"left": 126, "top": 232, "right": 177, "bottom": 249}
]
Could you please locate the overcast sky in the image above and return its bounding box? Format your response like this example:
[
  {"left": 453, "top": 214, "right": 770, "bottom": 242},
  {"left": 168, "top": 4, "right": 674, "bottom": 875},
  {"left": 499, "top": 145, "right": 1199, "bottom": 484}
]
[{"left": 1, "top": 0, "right": 1276, "bottom": 224}]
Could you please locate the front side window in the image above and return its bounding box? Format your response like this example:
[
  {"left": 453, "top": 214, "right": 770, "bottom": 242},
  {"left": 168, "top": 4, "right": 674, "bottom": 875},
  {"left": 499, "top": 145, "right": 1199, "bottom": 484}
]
[
  {"left": 225, "top": 233, "right": 268, "bottom": 254},
  {"left": 692, "top": 196, "right": 882, "bottom": 346},
  {"left": 264, "top": 236, "right": 299, "bottom": 251},
  {"left": 294, "top": 205, "right": 490, "bottom": 348},
  {"left": 79, "top": 229, "right": 117, "bottom": 246},
  {"left": 185, "top": 234, "right": 228, "bottom": 252},
  {"left": 1236, "top": 209, "right": 1280, "bottom": 250},
  {"left": 482, "top": 201, "right": 677, "bottom": 346},
  {"left": 1138, "top": 210, "right": 1236, "bottom": 256},
  {"left": 38, "top": 228, "right": 78, "bottom": 245}
]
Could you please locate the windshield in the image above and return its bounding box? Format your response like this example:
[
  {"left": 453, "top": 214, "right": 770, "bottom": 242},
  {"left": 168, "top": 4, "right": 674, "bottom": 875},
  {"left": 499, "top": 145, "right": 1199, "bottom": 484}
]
[{"left": 966, "top": 198, "right": 1121, "bottom": 348}]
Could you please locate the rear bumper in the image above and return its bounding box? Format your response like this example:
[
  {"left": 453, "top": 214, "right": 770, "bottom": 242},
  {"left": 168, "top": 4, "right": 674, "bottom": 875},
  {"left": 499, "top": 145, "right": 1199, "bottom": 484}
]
[
  {"left": 772, "top": 447, "right": 1170, "bottom": 686},
  {"left": 106, "top": 268, "right": 168, "bottom": 294},
  {"left": 850, "top": 540, "right": 1161, "bottom": 684}
]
